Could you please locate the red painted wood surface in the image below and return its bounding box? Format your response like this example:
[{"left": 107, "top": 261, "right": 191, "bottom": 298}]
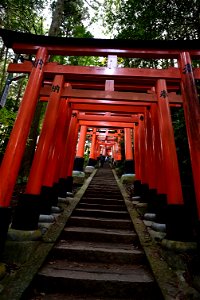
[
  {"left": 60, "top": 112, "right": 79, "bottom": 178},
  {"left": 156, "top": 79, "right": 183, "bottom": 205},
  {"left": 150, "top": 104, "right": 166, "bottom": 194},
  {"left": 124, "top": 128, "right": 133, "bottom": 161},
  {"left": 179, "top": 52, "right": 200, "bottom": 219},
  {"left": 145, "top": 109, "right": 156, "bottom": 189},
  {"left": 76, "top": 125, "right": 87, "bottom": 158},
  {"left": 138, "top": 115, "right": 147, "bottom": 183},
  {"left": 133, "top": 124, "right": 140, "bottom": 179},
  {"left": 89, "top": 129, "right": 97, "bottom": 160},
  {"left": 43, "top": 99, "right": 71, "bottom": 187},
  {"left": 79, "top": 120, "right": 136, "bottom": 129},
  {"left": 25, "top": 75, "right": 65, "bottom": 195},
  {"left": 0, "top": 47, "right": 48, "bottom": 207}
]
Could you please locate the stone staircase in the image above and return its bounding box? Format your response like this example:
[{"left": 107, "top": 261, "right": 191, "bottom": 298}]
[{"left": 27, "top": 166, "right": 163, "bottom": 299}]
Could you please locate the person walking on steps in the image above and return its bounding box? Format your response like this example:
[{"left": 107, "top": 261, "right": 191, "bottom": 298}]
[{"left": 99, "top": 154, "right": 105, "bottom": 168}]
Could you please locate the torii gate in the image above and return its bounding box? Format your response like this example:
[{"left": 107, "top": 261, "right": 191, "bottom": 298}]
[{"left": 0, "top": 29, "right": 199, "bottom": 251}]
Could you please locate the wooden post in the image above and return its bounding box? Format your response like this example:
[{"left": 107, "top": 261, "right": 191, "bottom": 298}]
[
  {"left": 134, "top": 123, "right": 140, "bottom": 180},
  {"left": 25, "top": 75, "right": 65, "bottom": 195},
  {"left": 124, "top": 127, "right": 134, "bottom": 173},
  {"left": 156, "top": 79, "right": 183, "bottom": 205},
  {"left": 0, "top": 47, "right": 48, "bottom": 207},
  {"left": 74, "top": 125, "right": 87, "bottom": 171},
  {"left": 179, "top": 52, "right": 200, "bottom": 220},
  {"left": 87, "top": 128, "right": 98, "bottom": 167},
  {"left": 138, "top": 115, "right": 147, "bottom": 184},
  {"left": 145, "top": 108, "right": 156, "bottom": 189},
  {"left": 60, "top": 112, "right": 79, "bottom": 186},
  {"left": 150, "top": 104, "right": 166, "bottom": 194}
]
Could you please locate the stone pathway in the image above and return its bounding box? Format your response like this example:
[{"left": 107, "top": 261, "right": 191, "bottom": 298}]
[{"left": 27, "top": 166, "right": 163, "bottom": 299}]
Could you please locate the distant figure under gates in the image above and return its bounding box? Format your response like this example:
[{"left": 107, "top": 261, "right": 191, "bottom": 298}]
[{"left": 99, "top": 154, "right": 105, "bottom": 167}]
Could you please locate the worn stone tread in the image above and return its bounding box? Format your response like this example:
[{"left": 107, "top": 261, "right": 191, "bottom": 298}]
[
  {"left": 68, "top": 216, "right": 133, "bottom": 229},
  {"left": 33, "top": 294, "right": 129, "bottom": 300},
  {"left": 73, "top": 208, "right": 129, "bottom": 219},
  {"left": 63, "top": 226, "right": 136, "bottom": 236},
  {"left": 78, "top": 202, "right": 126, "bottom": 210},
  {"left": 81, "top": 197, "right": 124, "bottom": 204},
  {"left": 38, "top": 260, "right": 154, "bottom": 282},
  {"left": 55, "top": 239, "right": 140, "bottom": 252},
  {"left": 61, "top": 226, "right": 137, "bottom": 243}
]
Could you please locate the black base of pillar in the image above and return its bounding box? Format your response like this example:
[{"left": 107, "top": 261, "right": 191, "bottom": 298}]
[
  {"left": 58, "top": 176, "right": 73, "bottom": 197},
  {"left": 11, "top": 194, "right": 40, "bottom": 230},
  {"left": 88, "top": 158, "right": 97, "bottom": 167},
  {"left": 165, "top": 205, "right": 196, "bottom": 241},
  {"left": 0, "top": 207, "right": 12, "bottom": 256},
  {"left": 66, "top": 176, "right": 73, "bottom": 193},
  {"left": 134, "top": 180, "right": 142, "bottom": 195},
  {"left": 147, "top": 194, "right": 168, "bottom": 222},
  {"left": 74, "top": 157, "right": 84, "bottom": 171},
  {"left": 147, "top": 188, "right": 157, "bottom": 200},
  {"left": 52, "top": 183, "right": 59, "bottom": 206},
  {"left": 124, "top": 159, "right": 134, "bottom": 174},
  {"left": 40, "top": 185, "right": 58, "bottom": 215},
  {"left": 139, "top": 183, "right": 149, "bottom": 202}
]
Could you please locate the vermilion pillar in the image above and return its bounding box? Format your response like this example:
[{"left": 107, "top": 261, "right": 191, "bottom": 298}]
[
  {"left": 25, "top": 75, "right": 65, "bottom": 195},
  {"left": 150, "top": 104, "right": 166, "bottom": 195},
  {"left": 59, "top": 112, "right": 79, "bottom": 194},
  {"left": 179, "top": 52, "right": 200, "bottom": 220},
  {"left": 55, "top": 100, "right": 72, "bottom": 183},
  {"left": 41, "top": 98, "right": 71, "bottom": 212},
  {"left": 0, "top": 47, "right": 48, "bottom": 207},
  {"left": 12, "top": 74, "right": 65, "bottom": 229},
  {"left": 133, "top": 116, "right": 148, "bottom": 198},
  {"left": 145, "top": 108, "right": 156, "bottom": 189},
  {"left": 74, "top": 125, "right": 87, "bottom": 171},
  {"left": 113, "top": 143, "right": 118, "bottom": 161},
  {"left": 66, "top": 123, "right": 79, "bottom": 177},
  {"left": 42, "top": 102, "right": 67, "bottom": 187},
  {"left": 124, "top": 127, "right": 134, "bottom": 174},
  {"left": 116, "top": 130, "right": 122, "bottom": 161},
  {"left": 133, "top": 123, "right": 140, "bottom": 180},
  {"left": 156, "top": 79, "right": 183, "bottom": 206},
  {"left": 52, "top": 99, "right": 71, "bottom": 184},
  {"left": 96, "top": 143, "right": 100, "bottom": 160},
  {"left": 138, "top": 115, "right": 147, "bottom": 184},
  {"left": 88, "top": 128, "right": 97, "bottom": 166}
]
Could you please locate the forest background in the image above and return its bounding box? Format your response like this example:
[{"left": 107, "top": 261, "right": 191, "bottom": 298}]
[{"left": 0, "top": 0, "right": 199, "bottom": 190}]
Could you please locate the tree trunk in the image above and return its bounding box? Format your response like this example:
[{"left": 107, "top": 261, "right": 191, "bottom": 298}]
[{"left": 48, "top": 0, "right": 65, "bottom": 36}]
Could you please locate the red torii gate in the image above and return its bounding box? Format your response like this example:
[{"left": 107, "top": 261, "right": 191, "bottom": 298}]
[{"left": 0, "top": 29, "right": 199, "bottom": 251}]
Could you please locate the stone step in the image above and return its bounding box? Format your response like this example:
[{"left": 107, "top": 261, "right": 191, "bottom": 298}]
[
  {"left": 88, "top": 183, "right": 118, "bottom": 187},
  {"left": 83, "top": 193, "right": 123, "bottom": 200},
  {"left": 78, "top": 202, "right": 126, "bottom": 211},
  {"left": 61, "top": 226, "right": 137, "bottom": 244},
  {"left": 81, "top": 197, "right": 124, "bottom": 204},
  {"left": 73, "top": 208, "right": 130, "bottom": 219},
  {"left": 85, "top": 189, "right": 121, "bottom": 193},
  {"left": 36, "top": 260, "right": 159, "bottom": 299},
  {"left": 68, "top": 216, "right": 133, "bottom": 230},
  {"left": 29, "top": 292, "right": 129, "bottom": 300},
  {"left": 52, "top": 240, "right": 145, "bottom": 264},
  {"left": 86, "top": 187, "right": 120, "bottom": 192},
  {"left": 86, "top": 190, "right": 121, "bottom": 194}
]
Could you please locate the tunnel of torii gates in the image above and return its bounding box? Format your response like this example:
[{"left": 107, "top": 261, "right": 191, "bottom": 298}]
[{"left": 0, "top": 29, "right": 200, "bottom": 252}]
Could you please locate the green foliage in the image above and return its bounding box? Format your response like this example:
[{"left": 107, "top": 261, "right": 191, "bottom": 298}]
[
  {"left": 0, "top": 105, "right": 16, "bottom": 126},
  {"left": 102, "top": 0, "right": 200, "bottom": 40},
  {"left": 0, "top": 100, "right": 17, "bottom": 156},
  {"left": 0, "top": 0, "right": 45, "bottom": 34}
]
